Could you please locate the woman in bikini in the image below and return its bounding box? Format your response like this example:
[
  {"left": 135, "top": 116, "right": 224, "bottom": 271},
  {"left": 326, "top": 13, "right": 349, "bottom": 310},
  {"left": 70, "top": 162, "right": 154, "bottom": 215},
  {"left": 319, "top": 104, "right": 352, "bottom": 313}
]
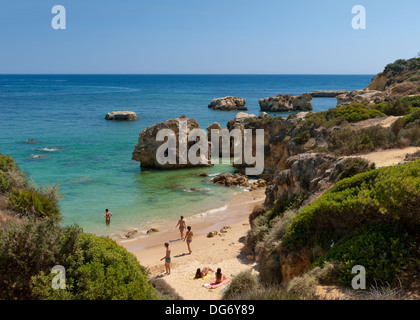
[
  {"left": 194, "top": 267, "right": 214, "bottom": 279},
  {"left": 175, "top": 216, "right": 186, "bottom": 239},
  {"left": 160, "top": 242, "right": 171, "bottom": 275},
  {"left": 215, "top": 268, "right": 226, "bottom": 284},
  {"left": 183, "top": 226, "right": 193, "bottom": 254}
]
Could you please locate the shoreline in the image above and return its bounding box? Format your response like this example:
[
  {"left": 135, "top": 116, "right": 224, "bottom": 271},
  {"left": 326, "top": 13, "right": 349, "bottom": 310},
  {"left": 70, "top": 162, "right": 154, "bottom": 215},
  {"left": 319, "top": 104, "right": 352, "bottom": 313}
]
[{"left": 120, "top": 188, "right": 265, "bottom": 300}]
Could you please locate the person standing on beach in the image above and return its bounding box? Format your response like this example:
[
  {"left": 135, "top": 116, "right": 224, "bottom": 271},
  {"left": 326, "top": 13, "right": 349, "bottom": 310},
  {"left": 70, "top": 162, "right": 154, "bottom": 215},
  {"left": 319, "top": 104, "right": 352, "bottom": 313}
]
[
  {"left": 175, "top": 216, "right": 186, "bottom": 239},
  {"left": 183, "top": 226, "right": 193, "bottom": 254},
  {"left": 160, "top": 242, "right": 171, "bottom": 275},
  {"left": 104, "top": 209, "right": 112, "bottom": 226}
]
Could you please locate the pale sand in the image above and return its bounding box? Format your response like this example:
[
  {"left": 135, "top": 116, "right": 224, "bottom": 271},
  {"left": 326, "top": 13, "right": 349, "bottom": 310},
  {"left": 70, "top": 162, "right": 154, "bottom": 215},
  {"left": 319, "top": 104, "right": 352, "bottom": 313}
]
[
  {"left": 348, "top": 146, "right": 420, "bottom": 168},
  {"left": 120, "top": 189, "right": 265, "bottom": 300}
]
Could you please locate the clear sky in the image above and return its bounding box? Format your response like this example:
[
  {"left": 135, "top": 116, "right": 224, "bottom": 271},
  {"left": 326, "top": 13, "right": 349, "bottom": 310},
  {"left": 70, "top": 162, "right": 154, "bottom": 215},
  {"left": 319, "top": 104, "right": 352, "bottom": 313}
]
[{"left": 0, "top": 0, "right": 419, "bottom": 74}]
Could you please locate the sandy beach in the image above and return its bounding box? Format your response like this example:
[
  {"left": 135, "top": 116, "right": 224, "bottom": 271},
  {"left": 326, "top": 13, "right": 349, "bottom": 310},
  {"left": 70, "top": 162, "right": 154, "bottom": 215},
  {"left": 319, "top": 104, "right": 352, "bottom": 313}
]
[{"left": 120, "top": 188, "right": 265, "bottom": 300}]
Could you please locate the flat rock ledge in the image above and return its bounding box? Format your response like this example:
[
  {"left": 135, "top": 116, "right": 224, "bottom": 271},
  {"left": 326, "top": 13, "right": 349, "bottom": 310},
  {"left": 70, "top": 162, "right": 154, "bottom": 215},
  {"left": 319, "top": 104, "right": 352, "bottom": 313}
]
[
  {"left": 105, "top": 111, "right": 140, "bottom": 121},
  {"left": 208, "top": 96, "right": 247, "bottom": 111}
]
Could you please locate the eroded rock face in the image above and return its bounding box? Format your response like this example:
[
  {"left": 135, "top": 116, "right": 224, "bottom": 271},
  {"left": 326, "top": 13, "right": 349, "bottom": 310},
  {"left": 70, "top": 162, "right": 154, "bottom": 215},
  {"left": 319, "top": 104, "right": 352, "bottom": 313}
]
[
  {"left": 234, "top": 112, "right": 258, "bottom": 123},
  {"left": 336, "top": 90, "right": 387, "bottom": 107},
  {"left": 105, "top": 111, "right": 140, "bottom": 121},
  {"left": 259, "top": 93, "right": 313, "bottom": 112},
  {"left": 132, "top": 116, "right": 212, "bottom": 169},
  {"left": 208, "top": 96, "right": 247, "bottom": 111},
  {"left": 264, "top": 153, "right": 357, "bottom": 206}
]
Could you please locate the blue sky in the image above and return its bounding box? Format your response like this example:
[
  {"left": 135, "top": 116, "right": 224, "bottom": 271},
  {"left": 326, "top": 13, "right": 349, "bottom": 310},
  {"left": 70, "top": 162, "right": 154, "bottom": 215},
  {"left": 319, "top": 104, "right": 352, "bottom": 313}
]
[{"left": 0, "top": 0, "right": 419, "bottom": 74}]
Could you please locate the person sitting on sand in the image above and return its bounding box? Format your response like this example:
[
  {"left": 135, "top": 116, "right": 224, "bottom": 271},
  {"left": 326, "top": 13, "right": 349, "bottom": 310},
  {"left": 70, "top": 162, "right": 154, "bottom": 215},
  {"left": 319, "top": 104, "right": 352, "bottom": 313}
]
[
  {"left": 194, "top": 267, "right": 214, "bottom": 279},
  {"left": 183, "top": 226, "right": 193, "bottom": 254},
  {"left": 175, "top": 216, "right": 186, "bottom": 238},
  {"left": 160, "top": 242, "right": 171, "bottom": 275},
  {"left": 215, "top": 268, "right": 226, "bottom": 284},
  {"left": 104, "top": 209, "right": 112, "bottom": 226}
]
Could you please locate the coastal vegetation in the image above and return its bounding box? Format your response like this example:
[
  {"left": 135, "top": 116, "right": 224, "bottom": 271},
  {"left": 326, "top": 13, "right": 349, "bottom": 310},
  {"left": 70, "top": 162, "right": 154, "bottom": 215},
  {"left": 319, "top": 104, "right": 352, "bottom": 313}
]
[{"left": 0, "top": 154, "right": 159, "bottom": 300}]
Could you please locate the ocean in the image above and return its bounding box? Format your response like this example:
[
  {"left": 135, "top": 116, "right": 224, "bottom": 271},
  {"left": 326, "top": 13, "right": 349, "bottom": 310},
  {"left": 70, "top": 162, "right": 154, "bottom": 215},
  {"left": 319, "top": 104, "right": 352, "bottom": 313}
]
[{"left": 0, "top": 74, "right": 373, "bottom": 237}]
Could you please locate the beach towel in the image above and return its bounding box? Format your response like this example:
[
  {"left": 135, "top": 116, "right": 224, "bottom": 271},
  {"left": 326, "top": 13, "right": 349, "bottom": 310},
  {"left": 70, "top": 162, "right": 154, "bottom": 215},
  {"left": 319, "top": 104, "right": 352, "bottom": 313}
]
[
  {"left": 203, "top": 279, "right": 231, "bottom": 289},
  {"left": 189, "top": 274, "right": 212, "bottom": 280},
  {"left": 169, "top": 238, "right": 182, "bottom": 242}
]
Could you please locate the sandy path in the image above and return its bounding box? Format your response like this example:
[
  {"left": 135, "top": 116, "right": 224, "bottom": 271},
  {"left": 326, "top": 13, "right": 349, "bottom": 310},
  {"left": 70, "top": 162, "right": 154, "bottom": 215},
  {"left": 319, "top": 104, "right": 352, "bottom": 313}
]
[
  {"left": 348, "top": 146, "right": 420, "bottom": 168},
  {"left": 120, "top": 189, "right": 265, "bottom": 300}
]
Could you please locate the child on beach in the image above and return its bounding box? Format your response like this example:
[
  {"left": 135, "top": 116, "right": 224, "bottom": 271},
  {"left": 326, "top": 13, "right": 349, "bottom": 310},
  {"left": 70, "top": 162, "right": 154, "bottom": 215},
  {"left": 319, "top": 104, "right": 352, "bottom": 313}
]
[
  {"left": 160, "top": 242, "right": 171, "bottom": 275},
  {"left": 215, "top": 268, "right": 226, "bottom": 284},
  {"left": 175, "top": 216, "right": 186, "bottom": 239},
  {"left": 104, "top": 209, "right": 112, "bottom": 226},
  {"left": 183, "top": 226, "right": 193, "bottom": 254},
  {"left": 194, "top": 267, "right": 214, "bottom": 279}
]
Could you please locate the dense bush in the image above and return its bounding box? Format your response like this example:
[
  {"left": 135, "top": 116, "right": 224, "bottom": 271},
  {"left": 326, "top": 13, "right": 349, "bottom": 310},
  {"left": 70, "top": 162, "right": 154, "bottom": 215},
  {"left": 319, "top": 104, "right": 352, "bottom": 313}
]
[
  {"left": 8, "top": 187, "right": 61, "bottom": 220},
  {"left": 32, "top": 233, "right": 158, "bottom": 300},
  {"left": 283, "top": 161, "right": 420, "bottom": 250},
  {"left": 327, "top": 126, "right": 396, "bottom": 155},
  {"left": 0, "top": 219, "right": 158, "bottom": 300},
  {"left": 313, "top": 224, "right": 416, "bottom": 286},
  {"left": 221, "top": 271, "right": 259, "bottom": 300},
  {"left": 0, "top": 218, "right": 81, "bottom": 299},
  {"left": 303, "top": 103, "right": 385, "bottom": 129},
  {"left": 335, "top": 158, "right": 375, "bottom": 181}
]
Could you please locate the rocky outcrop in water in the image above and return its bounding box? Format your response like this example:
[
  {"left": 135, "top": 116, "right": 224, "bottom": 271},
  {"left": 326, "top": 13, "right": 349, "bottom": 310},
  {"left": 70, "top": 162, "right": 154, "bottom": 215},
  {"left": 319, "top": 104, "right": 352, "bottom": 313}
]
[
  {"left": 208, "top": 96, "right": 247, "bottom": 111},
  {"left": 132, "top": 116, "right": 212, "bottom": 169},
  {"left": 259, "top": 93, "right": 312, "bottom": 112},
  {"left": 105, "top": 111, "right": 140, "bottom": 121},
  {"left": 211, "top": 172, "right": 267, "bottom": 190}
]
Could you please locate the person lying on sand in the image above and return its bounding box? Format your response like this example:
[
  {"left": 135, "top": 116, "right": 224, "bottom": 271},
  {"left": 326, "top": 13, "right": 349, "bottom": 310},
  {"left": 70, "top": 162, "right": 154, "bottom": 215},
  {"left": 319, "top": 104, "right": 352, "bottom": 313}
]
[
  {"left": 194, "top": 267, "right": 214, "bottom": 279},
  {"left": 160, "top": 242, "right": 171, "bottom": 275},
  {"left": 183, "top": 226, "right": 193, "bottom": 254},
  {"left": 215, "top": 268, "right": 226, "bottom": 284},
  {"left": 175, "top": 216, "right": 186, "bottom": 238}
]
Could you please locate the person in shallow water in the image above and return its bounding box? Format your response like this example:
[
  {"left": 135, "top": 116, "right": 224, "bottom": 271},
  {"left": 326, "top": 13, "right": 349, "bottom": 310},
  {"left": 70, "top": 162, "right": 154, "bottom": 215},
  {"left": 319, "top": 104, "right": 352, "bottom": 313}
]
[
  {"left": 175, "top": 216, "right": 186, "bottom": 239},
  {"left": 183, "top": 226, "right": 193, "bottom": 254},
  {"left": 160, "top": 242, "right": 171, "bottom": 275},
  {"left": 104, "top": 209, "right": 112, "bottom": 226}
]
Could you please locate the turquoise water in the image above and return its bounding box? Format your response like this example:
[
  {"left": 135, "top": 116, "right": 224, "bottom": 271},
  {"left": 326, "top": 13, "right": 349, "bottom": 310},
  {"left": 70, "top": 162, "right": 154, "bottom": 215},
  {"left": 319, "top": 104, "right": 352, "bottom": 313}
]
[{"left": 0, "top": 75, "right": 373, "bottom": 236}]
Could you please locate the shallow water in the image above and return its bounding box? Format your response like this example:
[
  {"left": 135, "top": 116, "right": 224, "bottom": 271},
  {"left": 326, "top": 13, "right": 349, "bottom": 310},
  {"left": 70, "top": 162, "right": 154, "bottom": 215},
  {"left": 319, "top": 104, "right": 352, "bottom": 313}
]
[{"left": 0, "top": 74, "right": 372, "bottom": 236}]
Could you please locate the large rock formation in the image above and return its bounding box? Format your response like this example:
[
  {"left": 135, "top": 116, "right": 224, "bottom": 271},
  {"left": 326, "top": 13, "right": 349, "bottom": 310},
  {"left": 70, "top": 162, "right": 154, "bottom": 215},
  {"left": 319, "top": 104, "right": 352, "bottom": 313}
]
[
  {"left": 259, "top": 93, "right": 312, "bottom": 112},
  {"left": 105, "top": 111, "right": 140, "bottom": 121},
  {"left": 264, "top": 153, "right": 356, "bottom": 206},
  {"left": 208, "top": 96, "right": 247, "bottom": 111},
  {"left": 132, "top": 116, "right": 212, "bottom": 169}
]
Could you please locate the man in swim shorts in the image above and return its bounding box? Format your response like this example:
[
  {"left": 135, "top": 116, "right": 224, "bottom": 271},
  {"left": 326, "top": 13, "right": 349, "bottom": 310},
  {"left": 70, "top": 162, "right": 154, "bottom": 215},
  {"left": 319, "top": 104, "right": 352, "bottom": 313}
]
[{"left": 104, "top": 209, "right": 112, "bottom": 226}]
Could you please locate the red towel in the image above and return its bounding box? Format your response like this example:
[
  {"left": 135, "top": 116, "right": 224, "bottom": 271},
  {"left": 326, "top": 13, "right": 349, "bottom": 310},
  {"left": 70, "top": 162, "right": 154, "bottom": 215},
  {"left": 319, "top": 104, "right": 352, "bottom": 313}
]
[{"left": 203, "top": 279, "right": 231, "bottom": 289}]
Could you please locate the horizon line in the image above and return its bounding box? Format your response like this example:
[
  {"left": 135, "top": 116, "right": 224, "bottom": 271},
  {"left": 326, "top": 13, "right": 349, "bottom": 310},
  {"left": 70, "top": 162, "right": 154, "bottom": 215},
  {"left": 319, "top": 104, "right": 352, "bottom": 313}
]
[{"left": 0, "top": 73, "right": 375, "bottom": 76}]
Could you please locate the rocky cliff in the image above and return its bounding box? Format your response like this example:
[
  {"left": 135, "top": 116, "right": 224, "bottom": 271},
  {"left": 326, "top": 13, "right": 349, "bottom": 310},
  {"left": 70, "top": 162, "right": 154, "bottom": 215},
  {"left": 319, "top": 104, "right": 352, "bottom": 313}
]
[{"left": 259, "top": 93, "right": 312, "bottom": 112}]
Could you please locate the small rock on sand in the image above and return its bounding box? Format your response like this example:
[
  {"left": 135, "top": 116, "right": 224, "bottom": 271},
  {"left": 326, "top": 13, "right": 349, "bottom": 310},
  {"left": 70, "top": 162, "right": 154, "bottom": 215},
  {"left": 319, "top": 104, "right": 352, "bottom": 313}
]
[{"left": 147, "top": 228, "right": 159, "bottom": 234}]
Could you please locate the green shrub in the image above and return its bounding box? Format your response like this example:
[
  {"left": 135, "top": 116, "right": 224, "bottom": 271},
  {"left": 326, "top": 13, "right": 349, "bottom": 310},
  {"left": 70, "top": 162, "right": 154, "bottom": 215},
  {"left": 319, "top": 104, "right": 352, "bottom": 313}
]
[
  {"left": 283, "top": 161, "right": 420, "bottom": 250},
  {"left": 0, "top": 218, "right": 81, "bottom": 299},
  {"left": 32, "top": 233, "right": 158, "bottom": 300},
  {"left": 313, "top": 224, "right": 416, "bottom": 286},
  {"left": 327, "top": 126, "right": 396, "bottom": 155},
  {"left": 222, "top": 271, "right": 259, "bottom": 300},
  {"left": 295, "top": 130, "right": 311, "bottom": 145},
  {"left": 8, "top": 187, "right": 61, "bottom": 220},
  {"left": 0, "top": 154, "right": 17, "bottom": 172},
  {"left": 286, "top": 273, "right": 318, "bottom": 300},
  {"left": 336, "top": 158, "right": 375, "bottom": 181},
  {"left": 0, "top": 171, "right": 11, "bottom": 192}
]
